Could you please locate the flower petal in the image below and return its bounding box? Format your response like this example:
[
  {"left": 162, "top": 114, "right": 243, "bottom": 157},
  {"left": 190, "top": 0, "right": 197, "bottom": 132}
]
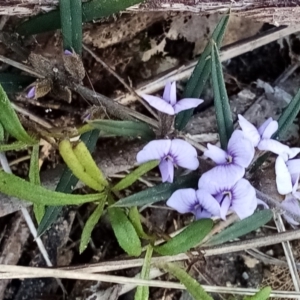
[
  {"left": 26, "top": 87, "right": 36, "bottom": 99},
  {"left": 258, "top": 139, "right": 290, "bottom": 156},
  {"left": 163, "top": 81, "right": 172, "bottom": 104},
  {"left": 286, "top": 159, "right": 300, "bottom": 175},
  {"left": 275, "top": 156, "right": 293, "bottom": 195},
  {"left": 170, "top": 81, "right": 177, "bottom": 105},
  {"left": 204, "top": 143, "right": 227, "bottom": 165},
  {"left": 281, "top": 196, "right": 300, "bottom": 226},
  {"left": 136, "top": 140, "right": 171, "bottom": 163},
  {"left": 257, "top": 117, "right": 273, "bottom": 137},
  {"left": 198, "top": 164, "right": 244, "bottom": 194},
  {"left": 173, "top": 98, "right": 203, "bottom": 114},
  {"left": 196, "top": 189, "right": 220, "bottom": 217},
  {"left": 167, "top": 188, "right": 197, "bottom": 213},
  {"left": 170, "top": 139, "right": 199, "bottom": 170},
  {"left": 288, "top": 147, "right": 300, "bottom": 159},
  {"left": 141, "top": 94, "right": 175, "bottom": 115},
  {"left": 230, "top": 179, "right": 257, "bottom": 219},
  {"left": 194, "top": 209, "right": 212, "bottom": 220},
  {"left": 227, "top": 130, "right": 255, "bottom": 168},
  {"left": 64, "top": 49, "right": 72, "bottom": 55},
  {"left": 159, "top": 159, "right": 174, "bottom": 182},
  {"left": 260, "top": 119, "right": 278, "bottom": 139},
  {"left": 238, "top": 114, "right": 260, "bottom": 147},
  {"left": 220, "top": 194, "right": 231, "bottom": 220}
]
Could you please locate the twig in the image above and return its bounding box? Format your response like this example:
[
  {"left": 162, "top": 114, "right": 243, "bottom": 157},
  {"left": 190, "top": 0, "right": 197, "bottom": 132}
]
[{"left": 82, "top": 44, "right": 159, "bottom": 120}]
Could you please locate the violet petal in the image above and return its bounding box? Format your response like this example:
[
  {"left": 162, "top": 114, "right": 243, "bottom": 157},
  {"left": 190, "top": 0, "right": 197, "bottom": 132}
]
[
  {"left": 159, "top": 159, "right": 174, "bottom": 182},
  {"left": 238, "top": 114, "right": 260, "bottom": 147},
  {"left": 257, "top": 139, "right": 290, "bottom": 156},
  {"left": 167, "top": 188, "right": 197, "bottom": 213},
  {"left": 26, "top": 87, "right": 36, "bottom": 99},
  {"left": 141, "top": 94, "right": 175, "bottom": 115},
  {"left": 163, "top": 81, "right": 172, "bottom": 104},
  {"left": 220, "top": 194, "right": 231, "bottom": 220},
  {"left": 227, "top": 130, "right": 254, "bottom": 168},
  {"left": 231, "top": 178, "right": 257, "bottom": 219},
  {"left": 204, "top": 143, "right": 227, "bottom": 165},
  {"left": 173, "top": 98, "right": 203, "bottom": 114},
  {"left": 136, "top": 139, "right": 171, "bottom": 164},
  {"left": 169, "top": 81, "right": 177, "bottom": 105},
  {"left": 195, "top": 209, "right": 212, "bottom": 220},
  {"left": 196, "top": 189, "right": 220, "bottom": 217},
  {"left": 261, "top": 119, "right": 278, "bottom": 139},
  {"left": 64, "top": 49, "right": 73, "bottom": 55},
  {"left": 287, "top": 159, "right": 300, "bottom": 175},
  {"left": 170, "top": 139, "right": 199, "bottom": 170},
  {"left": 275, "top": 156, "right": 293, "bottom": 195},
  {"left": 257, "top": 117, "right": 273, "bottom": 137}
]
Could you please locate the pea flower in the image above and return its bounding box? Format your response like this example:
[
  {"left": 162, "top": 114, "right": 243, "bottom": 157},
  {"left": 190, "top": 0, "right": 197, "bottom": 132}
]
[
  {"left": 136, "top": 139, "right": 199, "bottom": 183},
  {"left": 167, "top": 188, "right": 220, "bottom": 219},
  {"left": 198, "top": 175, "right": 257, "bottom": 220},
  {"left": 141, "top": 81, "right": 203, "bottom": 115},
  {"left": 203, "top": 130, "right": 254, "bottom": 187},
  {"left": 238, "top": 114, "right": 292, "bottom": 156},
  {"left": 26, "top": 87, "right": 36, "bottom": 99}
]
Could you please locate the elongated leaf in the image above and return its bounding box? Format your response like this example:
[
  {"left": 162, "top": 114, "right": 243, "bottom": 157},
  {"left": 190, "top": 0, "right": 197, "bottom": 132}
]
[
  {"left": 129, "top": 206, "right": 152, "bottom": 240},
  {"left": 276, "top": 87, "right": 300, "bottom": 139},
  {"left": 135, "top": 245, "right": 153, "bottom": 300},
  {"left": 59, "top": 0, "right": 72, "bottom": 51},
  {"left": 0, "top": 171, "right": 105, "bottom": 205},
  {"left": 80, "top": 201, "right": 105, "bottom": 253},
  {"left": 205, "top": 210, "right": 273, "bottom": 246},
  {"left": 0, "top": 73, "right": 34, "bottom": 93},
  {"left": 112, "top": 160, "right": 159, "bottom": 192},
  {"left": 89, "top": 120, "right": 155, "bottom": 140},
  {"left": 0, "top": 84, "right": 36, "bottom": 144},
  {"left": 0, "top": 123, "right": 3, "bottom": 142},
  {"left": 175, "top": 14, "right": 229, "bottom": 130},
  {"left": 108, "top": 207, "right": 142, "bottom": 257},
  {"left": 29, "top": 145, "right": 45, "bottom": 223},
  {"left": 37, "top": 129, "right": 99, "bottom": 236},
  {"left": 211, "top": 42, "right": 233, "bottom": 149},
  {"left": 154, "top": 219, "right": 213, "bottom": 256},
  {"left": 0, "top": 141, "right": 29, "bottom": 152},
  {"left": 113, "top": 174, "right": 198, "bottom": 207},
  {"left": 244, "top": 287, "right": 271, "bottom": 300},
  {"left": 160, "top": 263, "right": 213, "bottom": 300},
  {"left": 17, "top": 0, "right": 143, "bottom": 36}
]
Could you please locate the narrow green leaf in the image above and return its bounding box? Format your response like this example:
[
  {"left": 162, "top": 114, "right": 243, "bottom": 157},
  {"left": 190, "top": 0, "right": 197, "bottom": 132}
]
[
  {"left": 211, "top": 42, "right": 233, "bottom": 149},
  {"left": 29, "top": 145, "right": 45, "bottom": 223},
  {"left": 37, "top": 129, "right": 99, "bottom": 236},
  {"left": 244, "top": 287, "right": 271, "bottom": 300},
  {"left": 89, "top": 120, "right": 155, "bottom": 140},
  {"left": 0, "top": 171, "right": 105, "bottom": 206},
  {"left": 205, "top": 210, "right": 273, "bottom": 246},
  {"left": 160, "top": 263, "right": 213, "bottom": 300},
  {"left": 129, "top": 206, "right": 152, "bottom": 240},
  {"left": 0, "top": 84, "right": 36, "bottom": 144},
  {"left": 0, "top": 141, "right": 29, "bottom": 152},
  {"left": 113, "top": 174, "right": 198, "bottom": 207},
  {"left": 135, "top": 245, "right": 153, "bottom": 300},
  {"left": 113, "top": 160, "right": 159, "bottom": 192},
  {"left": 154, "top": 219, "right": 213, "bottom": 256},
  {"left": 17, "top": 0, "right": 143, "bottom": 36},
  {"left": 0, "top": 73, "right": 34, "bottom": 93},
  {"left": 108, "top": 207, "right": 142, "bottom": 257},
  {"left": 0, "top": 123, "right": 4, "bottom": 142},
  {"left": 175, "top": 14, "right": 230, "bottom": 130},
  {"left": 59, "top": 0, "right": 72, "bottom": 51},
  {"left": 80, "top": 200, "right": 105, "bottom": 254},
  {"left": 276, "top": 87, "right": 300, "bottom": 139}
]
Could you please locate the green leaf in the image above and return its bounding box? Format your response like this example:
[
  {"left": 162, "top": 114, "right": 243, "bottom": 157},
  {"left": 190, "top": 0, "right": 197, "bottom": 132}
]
[
  {"left": 0, "top": 73, "right": 34, "bottom": 93},
  {"left": 244, "top": 287, "right": 271, "bottom": 300},
  {"left": 211, "top": 42, "right": 233, "bottom": 149},
  {"left": 276, "top": 87, "right": 300, "bottom": 139},
  {"left": 0, "top": 141, "right": 29, "bottom": 152},
  {"left": 135, "top": 245, "right": 153, "bottom": 300},
  {"left": 205, "top": 210, "right": 273, "bottom": 246},
  {"left": 89, "top": 120, "right": 155, "bottom": 140},
  {"left": 0, "top": 123, "right": 4, "bottom": 142},
  {"left": 108, "top": 207, "right": 142, "bottom": 257},
  {"left": 112, "top": 160, "right": 159, "bottom": 192},
  {"left": 129, "top": 206, "right": 152, "bottom": 240},
  {"left": 0, "top": 84, "right": 37, "bottom": 144},
  {"left": 113, "top": 174, "right": 198, "bottom": 207},
  {"left": 60, "top": 0, "right": 82, "bottom": 54},
  {"left": 175, "top": 14, "right": 229, "bottom": 130},
  {"left": 80, "top": 201, "right": 105, "bottom": 254},
  {"left": 29, "top": 144, "right": 45, "bottom": 223},
  {"left": 154, "top": 219, "right": 213, "bottom": 256},
  {"left": 0, "top": 171, "right": 105, "bottom": 206},
  {"left": 160, "top": 263, "right": 213, "bottom": 300},
  {"left": 37, "top": 129, "right": 99, "bottom": 236},
  {"left": 17, "top": 0, "right": 143, "bottom": 36}
]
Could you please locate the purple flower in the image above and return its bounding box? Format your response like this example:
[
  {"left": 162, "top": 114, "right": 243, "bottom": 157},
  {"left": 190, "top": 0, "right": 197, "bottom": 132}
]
[
  {"left": 203, "top": 130, "right": 254, "bottom": 187},
  {"left": 26, "top": 87, "right": 36, "bottom": 99},
  {"left": 136, "top": 139, "right": 199, "bottom": 183},
  {"left": 281, "top": 195, "right": 300, "bottom": 226},
  {"left": 238, "top": 114, "right": 291, "bottom": 156},
  {"left": 198, "top": 175, "right": 257, "bottom": 220},
  {"left": 141, "top": 81, "right": 203, "bottom": 115},
  {"left": 64, "top": 49, "right": 73, "bottom": 56},
  {"left": 167, "top": 188, "right": 221, "bottom": 219}
]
